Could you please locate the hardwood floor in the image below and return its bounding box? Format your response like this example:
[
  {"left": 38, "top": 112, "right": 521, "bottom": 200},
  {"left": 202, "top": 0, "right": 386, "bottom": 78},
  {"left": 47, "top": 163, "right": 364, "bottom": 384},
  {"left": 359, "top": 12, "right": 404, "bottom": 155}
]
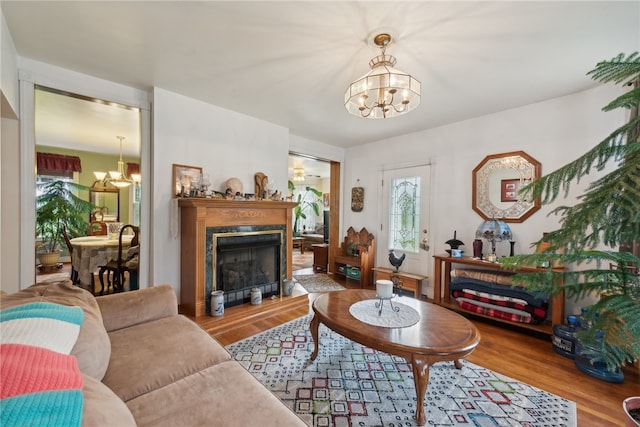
[{"left": 189, "top": 269, "right": 640, "bottom": 426}]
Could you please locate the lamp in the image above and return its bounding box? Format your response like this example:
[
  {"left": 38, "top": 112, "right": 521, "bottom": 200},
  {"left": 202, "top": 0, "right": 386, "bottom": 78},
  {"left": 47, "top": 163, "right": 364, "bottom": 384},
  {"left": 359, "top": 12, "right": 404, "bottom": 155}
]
[
  {"left": 344, "top": 33, "right": 421, "bottom": 119},
  {"left": 293, "top": 167, "right": 305, "bottom": 182},
  {"left": 94, "top": 136, "right": 133, "bottom": 188},
  {"left": 475, "top": 218, "right": 512, "bottom": 255}
]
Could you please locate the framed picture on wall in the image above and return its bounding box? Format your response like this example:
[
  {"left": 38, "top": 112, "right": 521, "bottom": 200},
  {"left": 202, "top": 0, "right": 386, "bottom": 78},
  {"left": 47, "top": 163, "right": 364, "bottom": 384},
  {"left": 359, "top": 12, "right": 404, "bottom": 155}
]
[
  {"left": 173, "top": 164, "right": 203, "bottom": 197},
  {"left": 322, "top": 193, "right": 330, "bottom": 207},
  {"left": 501, "top": 179, "right": 520, "bottom": 202}
]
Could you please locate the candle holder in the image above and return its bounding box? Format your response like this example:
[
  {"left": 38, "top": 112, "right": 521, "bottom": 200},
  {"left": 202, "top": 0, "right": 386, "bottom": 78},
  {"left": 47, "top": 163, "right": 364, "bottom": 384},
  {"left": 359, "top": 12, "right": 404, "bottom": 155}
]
[{"left": 375, "top": 295, "right": 400, "bottom": 316}]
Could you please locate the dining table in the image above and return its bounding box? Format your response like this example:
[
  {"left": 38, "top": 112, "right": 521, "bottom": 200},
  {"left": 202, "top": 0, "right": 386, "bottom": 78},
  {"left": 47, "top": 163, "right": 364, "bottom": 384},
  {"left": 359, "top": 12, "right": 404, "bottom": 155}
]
[{"left": 70, "top": 234, "right": 134, "bottom": 292}]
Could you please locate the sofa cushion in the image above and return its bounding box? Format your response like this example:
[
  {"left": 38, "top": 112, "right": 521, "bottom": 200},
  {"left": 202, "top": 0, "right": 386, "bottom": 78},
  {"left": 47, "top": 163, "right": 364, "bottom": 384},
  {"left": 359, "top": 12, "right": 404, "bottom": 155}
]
[
  {"left": 82, "top": 375, "right": 136, "bottom": 427},
  {"left": 102, "top": 314, "right": 232, "bottom": 402},
  {"left": 0, "top": 281, "right": 111, "bottom": 380},
  {"left": 125, "top": 361, "right": 306, "bottom": 427}
]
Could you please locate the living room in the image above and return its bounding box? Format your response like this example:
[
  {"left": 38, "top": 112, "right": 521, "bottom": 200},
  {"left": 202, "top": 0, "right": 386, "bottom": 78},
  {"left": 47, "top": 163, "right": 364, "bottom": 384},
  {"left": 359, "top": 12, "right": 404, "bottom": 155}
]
[{"left": 1, "top": 2, "right": 639, "bottom": 426}]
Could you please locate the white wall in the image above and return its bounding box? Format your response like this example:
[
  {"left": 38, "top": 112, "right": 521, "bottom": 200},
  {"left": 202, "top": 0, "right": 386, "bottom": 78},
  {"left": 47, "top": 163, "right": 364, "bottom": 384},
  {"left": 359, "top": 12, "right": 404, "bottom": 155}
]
[
  {"left": 152, "top": 87, "right": 291, "bottom": 298},
  {"left": 0, "top": 10, "right": 19, "bottom": 292},
  {"left": 1, "top": 10, "right": 19, "bottom": 114},
  {"left": 343, "top": 84, "right": 626, "bottom": 315}
]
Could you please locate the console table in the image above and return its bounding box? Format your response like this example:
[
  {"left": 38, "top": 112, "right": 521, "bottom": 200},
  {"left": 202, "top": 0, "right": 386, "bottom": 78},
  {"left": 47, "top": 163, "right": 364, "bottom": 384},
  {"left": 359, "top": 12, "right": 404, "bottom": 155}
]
[
  {"left": 372, "top": 267, "right": 427, "bottom": 299},
  {"left": 432, "top": 254, "right": 564, "bottom": 334}
]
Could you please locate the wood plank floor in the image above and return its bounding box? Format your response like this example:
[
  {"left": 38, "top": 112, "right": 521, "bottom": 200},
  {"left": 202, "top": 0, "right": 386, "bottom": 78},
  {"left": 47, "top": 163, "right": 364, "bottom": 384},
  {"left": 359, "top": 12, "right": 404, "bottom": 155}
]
[{"left": 190, "top": 269, "right": 638, "bottom": 426}]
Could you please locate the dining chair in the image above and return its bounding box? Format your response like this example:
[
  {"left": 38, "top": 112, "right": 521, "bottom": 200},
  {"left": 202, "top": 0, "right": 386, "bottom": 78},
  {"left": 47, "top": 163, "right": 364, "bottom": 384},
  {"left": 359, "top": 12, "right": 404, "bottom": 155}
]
[
  {"left": 98, "top": 224, "right": 139, "bottom": 294},
  {"left": 89, "top": 220, "right": 108, "bottom": 236},
  {"left": 60, "top": 222, "right": 80, "bottom": 286}
]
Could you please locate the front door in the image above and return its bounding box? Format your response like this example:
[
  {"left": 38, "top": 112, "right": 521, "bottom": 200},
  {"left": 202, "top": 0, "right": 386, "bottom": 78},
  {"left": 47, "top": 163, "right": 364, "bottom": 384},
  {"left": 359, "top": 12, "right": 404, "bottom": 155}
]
[{"left": 380, "top": 165, "right": 432, "bottom": 291}]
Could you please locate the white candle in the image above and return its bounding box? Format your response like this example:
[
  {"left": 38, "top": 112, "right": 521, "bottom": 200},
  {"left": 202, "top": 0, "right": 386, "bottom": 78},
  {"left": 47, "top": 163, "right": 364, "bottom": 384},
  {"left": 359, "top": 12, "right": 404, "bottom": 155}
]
[{"left": 376, "top": 280, "right": 393, "bottom": 299}]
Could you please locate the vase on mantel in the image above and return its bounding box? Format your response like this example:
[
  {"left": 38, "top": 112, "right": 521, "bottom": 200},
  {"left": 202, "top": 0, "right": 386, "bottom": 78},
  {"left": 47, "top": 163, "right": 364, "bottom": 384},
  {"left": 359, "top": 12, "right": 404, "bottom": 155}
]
[
  {"left": 472, "top": 239, "right": 483, "bottom": 259},
  {"left": 509, "top": 241, "right": 516, "bottom": 257}
]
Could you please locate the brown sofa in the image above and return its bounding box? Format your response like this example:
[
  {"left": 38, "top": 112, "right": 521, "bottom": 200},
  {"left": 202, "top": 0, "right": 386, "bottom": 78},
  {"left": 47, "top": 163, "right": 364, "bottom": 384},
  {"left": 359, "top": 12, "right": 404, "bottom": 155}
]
[{"left": 0, "top": 281, "right": 306, "bottom": 426}]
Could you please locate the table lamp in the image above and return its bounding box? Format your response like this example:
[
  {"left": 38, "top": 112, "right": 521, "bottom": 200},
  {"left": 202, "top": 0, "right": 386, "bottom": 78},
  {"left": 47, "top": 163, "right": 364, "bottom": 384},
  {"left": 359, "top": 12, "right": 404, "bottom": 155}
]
[{"left": 475, "top": 218, "right": 512, "bottom": 255}]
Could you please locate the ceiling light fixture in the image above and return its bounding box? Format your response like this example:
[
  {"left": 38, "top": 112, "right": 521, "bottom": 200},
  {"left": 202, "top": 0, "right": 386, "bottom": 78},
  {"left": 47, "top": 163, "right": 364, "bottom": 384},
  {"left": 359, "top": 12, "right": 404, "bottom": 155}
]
[
  {"left": 344, "top": 33, "right": 421, "bottom": 119},
  {"left": 293, "top": 167, "right": 305, "bottom": 182},
  {"left": 94, "top": 136, "right": 135, "bottom": 188}
]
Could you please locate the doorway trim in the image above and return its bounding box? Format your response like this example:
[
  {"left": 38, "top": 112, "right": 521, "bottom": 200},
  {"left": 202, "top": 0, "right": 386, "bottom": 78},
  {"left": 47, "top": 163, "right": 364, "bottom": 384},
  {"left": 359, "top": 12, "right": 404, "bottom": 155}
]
[{"left": 18, "top": 66, "right": 151, "bottom": 290}]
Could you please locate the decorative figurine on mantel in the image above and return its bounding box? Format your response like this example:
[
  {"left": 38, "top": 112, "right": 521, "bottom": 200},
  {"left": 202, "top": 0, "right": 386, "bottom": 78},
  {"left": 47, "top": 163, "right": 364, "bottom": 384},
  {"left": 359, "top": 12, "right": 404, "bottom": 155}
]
[
  {"left": 445, "top": 231, "right": 465, "bottom": 255},
  {"left": 254, "top": 172, "right": 268, "bottom": 199}
]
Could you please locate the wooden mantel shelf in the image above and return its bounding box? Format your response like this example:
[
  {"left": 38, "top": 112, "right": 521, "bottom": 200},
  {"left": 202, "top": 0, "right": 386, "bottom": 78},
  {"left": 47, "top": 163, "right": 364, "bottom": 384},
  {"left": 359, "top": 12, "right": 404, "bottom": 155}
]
[
  {"left": 178, "top": 198, "right": 298, "bottom": 317},
  {"left": 178, "top": 198, "right": 297, "bottom": 210}
]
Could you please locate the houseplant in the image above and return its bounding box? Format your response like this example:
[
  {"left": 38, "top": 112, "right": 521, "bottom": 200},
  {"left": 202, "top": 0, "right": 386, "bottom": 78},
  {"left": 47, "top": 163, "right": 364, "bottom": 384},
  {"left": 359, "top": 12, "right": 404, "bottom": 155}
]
[
  {"left": 288, "top": 180, "right": 323, "bottom": 235},
  {"left": 36, "top": 179, "right": 94, "bottom": 266},
  {"left": 502, "top": 52, "right": 640, "bottom": 373}
]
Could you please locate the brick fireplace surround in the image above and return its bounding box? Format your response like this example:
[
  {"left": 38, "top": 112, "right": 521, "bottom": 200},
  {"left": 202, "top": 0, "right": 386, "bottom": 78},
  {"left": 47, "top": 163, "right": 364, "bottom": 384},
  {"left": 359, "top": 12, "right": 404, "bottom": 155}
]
[{"left": 178, "top": 198, "right": 297, "bottom": 317}]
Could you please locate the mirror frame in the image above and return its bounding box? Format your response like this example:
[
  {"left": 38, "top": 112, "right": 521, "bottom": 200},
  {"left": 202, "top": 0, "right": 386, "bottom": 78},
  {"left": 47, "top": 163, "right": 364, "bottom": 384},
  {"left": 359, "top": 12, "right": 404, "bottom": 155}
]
[
  {"left": 472, "top": 150, "right": 541, "bottom": 223},
  {"left": 90, "top": 181, "right": 120, "bottom": 222}
]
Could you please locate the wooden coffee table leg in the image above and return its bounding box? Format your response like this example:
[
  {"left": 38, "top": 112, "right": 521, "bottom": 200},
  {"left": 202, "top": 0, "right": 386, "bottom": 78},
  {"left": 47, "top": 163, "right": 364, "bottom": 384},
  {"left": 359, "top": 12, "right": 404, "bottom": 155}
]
[
  {"left": 411, "top": 355, "right": 430, "bottom": 425},
  {"left": 310, "top": 314, "right": 320, "bottom": 360},
  {"left": 454, "top": 359, "right": 462, "bottom": 369}
]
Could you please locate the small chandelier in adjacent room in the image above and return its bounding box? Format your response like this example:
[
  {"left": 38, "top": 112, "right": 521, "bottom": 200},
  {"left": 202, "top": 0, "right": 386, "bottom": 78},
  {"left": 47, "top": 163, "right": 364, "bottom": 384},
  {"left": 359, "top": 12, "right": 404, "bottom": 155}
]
[
  {"left": 293, "top": 167, "right": 305, "bottom": 182},
  {"left": 344, "top": 33, "right": 421, "bottom": 119},
  {"left": 94, "top": 136, "right": 133, "bottom": 188}
]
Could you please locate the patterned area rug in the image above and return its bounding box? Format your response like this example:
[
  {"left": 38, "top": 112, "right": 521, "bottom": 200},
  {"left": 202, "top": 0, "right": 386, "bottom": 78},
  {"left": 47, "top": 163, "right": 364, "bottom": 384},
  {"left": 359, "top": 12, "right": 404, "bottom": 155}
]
[
  {"left": 293, "top": 274, "right": 346, "bottom": 293},
  {"left": 228, "top": 315, "right": 577, "bottom": 427}
]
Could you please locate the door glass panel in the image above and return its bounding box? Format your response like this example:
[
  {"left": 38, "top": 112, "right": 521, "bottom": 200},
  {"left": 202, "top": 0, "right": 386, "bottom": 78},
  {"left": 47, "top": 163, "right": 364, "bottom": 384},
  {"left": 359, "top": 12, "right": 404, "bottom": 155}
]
[{"left": 388, "top": 176, "right": 420, "bottom": 253}]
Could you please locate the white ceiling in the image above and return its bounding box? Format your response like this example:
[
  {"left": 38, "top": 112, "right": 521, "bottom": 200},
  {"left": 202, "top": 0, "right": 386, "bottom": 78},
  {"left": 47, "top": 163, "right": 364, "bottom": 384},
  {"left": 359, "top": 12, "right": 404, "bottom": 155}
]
[{"left": 3, "top": 1, "right": 640, "bottom": 154}]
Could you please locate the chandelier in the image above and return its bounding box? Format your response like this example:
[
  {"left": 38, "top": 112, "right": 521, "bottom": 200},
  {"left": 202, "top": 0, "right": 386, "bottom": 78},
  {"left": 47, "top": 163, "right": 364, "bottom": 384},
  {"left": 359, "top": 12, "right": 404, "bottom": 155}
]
[
  {"left": 94, "top": 136, "right": 139, "bottom": 188},
  {"left": 344, "top": 33, "right": 421, "bottom": 119},
  {"left": 293, "top": 167, "right": 305, "bottom": 182}
]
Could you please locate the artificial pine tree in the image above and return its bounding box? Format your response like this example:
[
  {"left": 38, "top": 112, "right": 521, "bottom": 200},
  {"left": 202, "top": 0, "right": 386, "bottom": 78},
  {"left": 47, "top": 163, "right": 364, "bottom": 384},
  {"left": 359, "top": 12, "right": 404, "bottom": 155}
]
[{"left": 502, "top": 52, "right": 640, "bottom": 371}]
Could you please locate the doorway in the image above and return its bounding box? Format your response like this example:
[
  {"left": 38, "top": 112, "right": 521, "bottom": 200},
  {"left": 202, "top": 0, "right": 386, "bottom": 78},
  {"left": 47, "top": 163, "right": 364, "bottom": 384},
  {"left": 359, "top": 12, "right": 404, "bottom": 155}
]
[
  {"left": 34, "top": 87, "right": 142, "bottom": 289},
  {"left": 18, "top": 75, "right": 151, "bottom": 291},
  {"left": 288, "top": 153, "right": 340, "bottom": 274},
  {"left": 380, "top": 165, "right": 432, "bottom": 284}
]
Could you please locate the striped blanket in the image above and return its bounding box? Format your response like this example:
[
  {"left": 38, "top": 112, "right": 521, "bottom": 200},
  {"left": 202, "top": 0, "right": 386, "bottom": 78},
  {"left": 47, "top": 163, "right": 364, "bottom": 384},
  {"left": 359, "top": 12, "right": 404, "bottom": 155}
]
[{"left": 1, "top": 302, "right": 85, "bottom": 426}]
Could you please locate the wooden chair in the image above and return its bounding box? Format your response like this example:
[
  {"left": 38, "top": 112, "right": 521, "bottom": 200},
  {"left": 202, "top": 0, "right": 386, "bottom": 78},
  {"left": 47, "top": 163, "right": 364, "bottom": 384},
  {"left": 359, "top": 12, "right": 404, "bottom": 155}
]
[
  {"left": 88, "top": 221, "right": 107, "bottom": 236},
  {"left": 98, "top": 224, "right": 139, "bottom": 294},
  {"left": 333, "top": 226, "right": 375, "bottom": 288},
  {"left": 60, "top": 222, "right": 80, "bottom": 286}
]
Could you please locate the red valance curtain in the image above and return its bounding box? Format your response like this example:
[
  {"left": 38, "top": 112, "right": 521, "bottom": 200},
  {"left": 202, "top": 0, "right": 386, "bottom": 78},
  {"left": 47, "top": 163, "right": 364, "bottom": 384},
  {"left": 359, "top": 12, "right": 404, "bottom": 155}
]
[
  {"left": 37, "top": 152, "right": 82, "bottom": 173},
  {"left": 127, "top": 163, "right": 140, "bottom": 175}
]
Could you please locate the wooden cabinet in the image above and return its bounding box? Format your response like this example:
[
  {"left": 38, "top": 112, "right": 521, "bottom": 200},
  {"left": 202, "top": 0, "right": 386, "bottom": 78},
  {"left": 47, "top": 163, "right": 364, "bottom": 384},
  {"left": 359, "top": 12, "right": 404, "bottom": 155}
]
[
  {"left": 312, "top": 243, "right": 328, "bottom": 272},
  {"left": 372, "top": 267, "right": 427, "bottom": 299},
  {"left": 432, "top": 254, "right": 564, "bottom": 334}
]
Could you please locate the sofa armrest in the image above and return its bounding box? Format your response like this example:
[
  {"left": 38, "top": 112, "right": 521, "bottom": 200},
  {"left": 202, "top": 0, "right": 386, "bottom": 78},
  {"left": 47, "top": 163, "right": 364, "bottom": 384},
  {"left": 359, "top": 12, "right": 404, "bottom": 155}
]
[{"left": 96, "top": 285, "right": 178, "bottom": 332}]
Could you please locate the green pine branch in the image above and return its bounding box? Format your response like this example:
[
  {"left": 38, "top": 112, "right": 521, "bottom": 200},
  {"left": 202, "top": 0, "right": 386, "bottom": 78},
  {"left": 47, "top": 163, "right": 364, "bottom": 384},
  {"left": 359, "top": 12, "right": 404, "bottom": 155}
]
[{"left": 501, "top": 52, "right": 640, "bottom": 371}]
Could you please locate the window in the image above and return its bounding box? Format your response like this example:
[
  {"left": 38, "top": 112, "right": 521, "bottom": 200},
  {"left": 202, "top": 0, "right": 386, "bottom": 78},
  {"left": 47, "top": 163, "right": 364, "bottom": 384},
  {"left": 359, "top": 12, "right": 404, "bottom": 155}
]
[{"left": 388, "top": 176, "right": 421, "bottom": 253}]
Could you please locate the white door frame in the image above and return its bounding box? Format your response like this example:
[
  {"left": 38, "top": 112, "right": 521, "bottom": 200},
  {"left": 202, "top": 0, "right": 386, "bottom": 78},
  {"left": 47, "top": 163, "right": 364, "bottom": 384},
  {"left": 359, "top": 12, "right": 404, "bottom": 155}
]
[{"left": 18, "top": 64, "right": 151, "bottom": 290}]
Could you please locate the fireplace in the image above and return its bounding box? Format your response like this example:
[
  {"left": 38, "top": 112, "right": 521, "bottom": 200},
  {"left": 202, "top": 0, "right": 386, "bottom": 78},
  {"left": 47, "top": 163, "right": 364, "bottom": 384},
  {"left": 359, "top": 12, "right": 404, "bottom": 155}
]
[
  {"left": 209, "top": 229, "right": 283, "bottom": 309},
  {"left": 179, "top": 198, "right": 297, "bottom": 317}
]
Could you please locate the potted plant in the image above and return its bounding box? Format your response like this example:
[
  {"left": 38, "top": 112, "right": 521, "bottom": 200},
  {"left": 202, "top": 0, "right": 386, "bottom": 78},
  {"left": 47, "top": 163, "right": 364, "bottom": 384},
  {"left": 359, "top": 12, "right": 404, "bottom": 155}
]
[
  {"left": 36, "top": 179, "right": 94, "bottom": 266},
  {"left": 502, "top": 53, "right": 639, "bottom": 373},
  {"left": 288, "top": 180, "right": 323, "bottom": 236}
]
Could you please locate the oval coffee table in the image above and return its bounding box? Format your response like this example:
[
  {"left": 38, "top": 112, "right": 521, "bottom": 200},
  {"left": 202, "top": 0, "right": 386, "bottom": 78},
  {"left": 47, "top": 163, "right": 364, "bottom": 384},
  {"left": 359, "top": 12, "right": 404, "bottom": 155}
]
[{"left": 310, "top": 289, "right": 480, "bottom": 425}]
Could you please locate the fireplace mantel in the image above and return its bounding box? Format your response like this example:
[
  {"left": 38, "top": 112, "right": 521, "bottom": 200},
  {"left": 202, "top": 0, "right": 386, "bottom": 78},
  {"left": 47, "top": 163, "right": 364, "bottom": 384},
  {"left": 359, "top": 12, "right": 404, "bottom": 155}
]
[{"left": 178, "top": 198, "right": 297, "bottom": 316}]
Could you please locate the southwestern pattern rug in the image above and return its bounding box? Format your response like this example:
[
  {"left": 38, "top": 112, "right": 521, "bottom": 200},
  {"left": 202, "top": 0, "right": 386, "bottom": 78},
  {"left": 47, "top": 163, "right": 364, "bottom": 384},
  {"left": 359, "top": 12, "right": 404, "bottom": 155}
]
[
  {"left": 227, "top": 315, "right": 577, "bottom": 427},
  {"left": 293, "top": 274, "right": 346, "bottom": 293}
]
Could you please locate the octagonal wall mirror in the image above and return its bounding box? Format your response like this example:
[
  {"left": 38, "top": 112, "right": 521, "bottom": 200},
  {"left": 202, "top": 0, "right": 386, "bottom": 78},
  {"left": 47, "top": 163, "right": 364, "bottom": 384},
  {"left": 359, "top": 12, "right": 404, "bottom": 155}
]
[{"left": 472, "top": 151, "right": 541, "bottom": 223}]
